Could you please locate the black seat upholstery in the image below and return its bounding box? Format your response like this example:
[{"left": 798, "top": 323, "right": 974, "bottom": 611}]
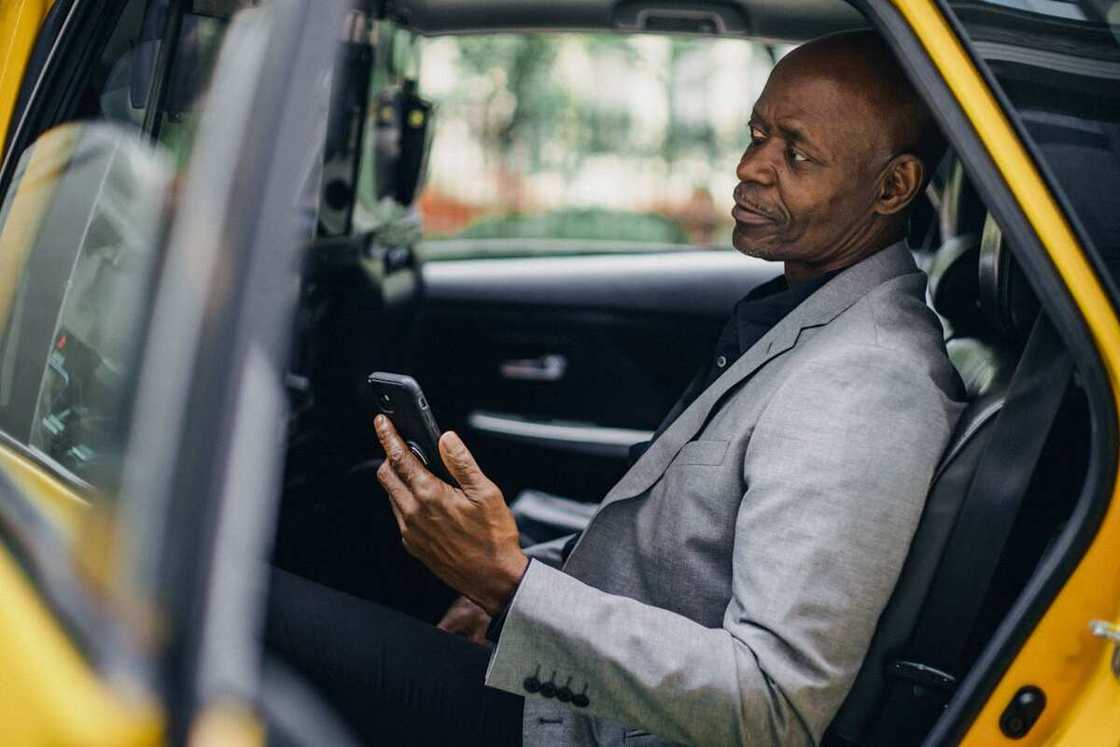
[{"left": 824, "top": 168, "right": 1043, "bottom": 745}]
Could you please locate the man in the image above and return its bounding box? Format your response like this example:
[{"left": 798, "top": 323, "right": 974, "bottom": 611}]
[{"left": 267, "top": 30, "right": 963, "bottom": 746}]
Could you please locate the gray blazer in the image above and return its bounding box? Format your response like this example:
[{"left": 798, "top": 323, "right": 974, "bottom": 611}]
[{"left": 484, "top": 241, "right": 964, "bottom": 746}]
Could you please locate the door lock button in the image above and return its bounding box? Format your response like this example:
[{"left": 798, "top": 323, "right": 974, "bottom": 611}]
[{"left": 999, "top": 685, "right": 1045, "bottom": 739}]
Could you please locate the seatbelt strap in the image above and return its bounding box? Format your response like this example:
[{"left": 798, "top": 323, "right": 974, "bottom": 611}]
[{"left": 870, "top": 313, "right": 1073, "bottom": 743}]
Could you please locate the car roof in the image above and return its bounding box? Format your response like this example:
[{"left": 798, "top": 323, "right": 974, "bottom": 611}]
[{"left": 388, "top": 0, "right": 867, "bottom": 43}]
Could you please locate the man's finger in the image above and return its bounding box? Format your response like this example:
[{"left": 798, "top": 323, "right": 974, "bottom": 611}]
[
  {"left": 439, "top": 431, "right": 495, "bottom": 496},
  {"left": 375, "top": 415, "right": 432, "bottom": 490},
  {"left": 384, "top": 480, "right": 407, "bottom": 534},
  {"left": 377, "top": 459, "right": 418, "bottom": 519}
]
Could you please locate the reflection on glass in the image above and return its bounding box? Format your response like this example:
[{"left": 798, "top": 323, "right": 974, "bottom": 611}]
[{"left": 0, "top": 124, "right": 173, "bottom": 495}]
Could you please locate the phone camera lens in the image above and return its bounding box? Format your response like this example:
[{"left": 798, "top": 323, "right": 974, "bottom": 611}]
[{"left": 380, "top": 393, "right": 392, "bottom": 406}]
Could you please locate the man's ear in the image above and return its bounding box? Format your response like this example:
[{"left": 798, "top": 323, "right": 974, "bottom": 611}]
[{"left": 874, "top": 154, "right": 924, "bottom": 216}]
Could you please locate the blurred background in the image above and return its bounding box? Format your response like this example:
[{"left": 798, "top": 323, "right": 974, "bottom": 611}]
[{"left": 364, "top": 33, "right": 782, "bottom": 252}]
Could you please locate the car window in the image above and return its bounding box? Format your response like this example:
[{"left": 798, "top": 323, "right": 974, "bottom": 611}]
[
  {"left": 355, "top": 31, "right": 776, "bottom": 260},
  {"left": 945, "top": 0, "right": 1120, "bottom": 285},
  {"left": 0, "top": 0, "right": 235, "bottom": 501}
]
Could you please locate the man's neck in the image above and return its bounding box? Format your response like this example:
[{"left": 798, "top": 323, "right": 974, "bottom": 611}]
[{"left": 784, "top": 233, "right": 905, "bottom": 285}]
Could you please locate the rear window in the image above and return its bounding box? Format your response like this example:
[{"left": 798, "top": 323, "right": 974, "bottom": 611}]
[{"left": 411, "top": 33, "right": 776, "bottom": 255}]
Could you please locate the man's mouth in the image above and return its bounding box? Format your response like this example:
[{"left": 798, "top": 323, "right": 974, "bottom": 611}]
[
  {"left": 731, "top": 200, "right": 776, "bottom": 226},
  {"left": 731, "top": 186, "right": 780, "bottom": 226}
]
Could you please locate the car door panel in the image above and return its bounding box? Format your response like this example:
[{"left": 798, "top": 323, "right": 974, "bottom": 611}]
[{"left": 412, "top": 249, "right": 774, "bottom": 503}]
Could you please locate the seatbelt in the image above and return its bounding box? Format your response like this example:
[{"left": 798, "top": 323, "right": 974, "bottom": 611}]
[{"left": 868, "top": 313, "right": 1074, "bottom": 744}]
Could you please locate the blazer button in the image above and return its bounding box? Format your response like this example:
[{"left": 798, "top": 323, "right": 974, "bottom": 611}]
[
  {"left": 540, "top": 681, "right": 557, "bottom": 698},
  {"left": 572, "top": 693, "right": 590, "bottom": 708},
  {"left": 523, "top": 676, "right": 541, "bottom": 694}
]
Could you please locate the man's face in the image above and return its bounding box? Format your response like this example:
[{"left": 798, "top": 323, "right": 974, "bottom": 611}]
[{"left": 731, "top": 58, "right": 888, "bottom": 266}]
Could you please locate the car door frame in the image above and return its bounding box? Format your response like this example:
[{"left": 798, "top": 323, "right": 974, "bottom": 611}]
[
  {"left": 860, "top": 0, "right": 1120, "bottom": 743},
  {"left": 0, "top": 0, "right": 127, "bottom": 196},
  {"left": 111, "top": 0, "right": 348, "bottom": 740},
  {"left": 0, "top": 0, "right": 349, "bottom": 742}
]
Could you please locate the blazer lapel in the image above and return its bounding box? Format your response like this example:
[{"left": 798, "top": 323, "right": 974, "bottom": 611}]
[{"left": 600, "top": 241, "right": 918, "bottom": 507}]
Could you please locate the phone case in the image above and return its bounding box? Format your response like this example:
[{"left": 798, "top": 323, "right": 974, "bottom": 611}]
[{"left": 367, "top": 371, "right": 457, "bottom": 486}]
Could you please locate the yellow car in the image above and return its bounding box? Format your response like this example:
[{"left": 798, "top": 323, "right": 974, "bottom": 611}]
[{"left": 0, "top": 0, "right": 1117, "bottom": 745}]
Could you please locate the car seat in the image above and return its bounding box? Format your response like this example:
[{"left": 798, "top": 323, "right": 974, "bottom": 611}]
[{"left": 824, "top": 165, "right": 1088, "bottom": 746}]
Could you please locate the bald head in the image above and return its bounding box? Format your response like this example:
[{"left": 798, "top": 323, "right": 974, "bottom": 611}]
[
  {"left": 731, "top": 30, "right": 944, "bottom": 281},
  {"left": 778, "top": 30, "right": 943, "bottom": 176}
]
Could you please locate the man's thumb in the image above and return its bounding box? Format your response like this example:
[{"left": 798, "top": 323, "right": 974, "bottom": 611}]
[{"left": 439, "top": 431, "right": 492, "bottom": 494}]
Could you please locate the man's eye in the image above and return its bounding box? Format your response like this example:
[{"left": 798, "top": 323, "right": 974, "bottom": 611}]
[
  {"left": 788, "top": 148, "right": 810, "bottom": 164},
  {"left": 749, "top": 126, "right": 765, "bottom": 144}
]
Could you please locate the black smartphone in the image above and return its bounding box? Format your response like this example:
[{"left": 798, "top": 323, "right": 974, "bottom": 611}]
[{"left": 368, "top": 371, "right": 456, "bottom": 486}]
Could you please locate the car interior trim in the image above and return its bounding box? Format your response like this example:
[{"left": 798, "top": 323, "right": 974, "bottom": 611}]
[
  {"left": 423, "top": 251, "right": 775, "bottom": 316},
  {"left": 140, "top": 0, "right": 185, "bottom": 141},
  {"left": 385, "top": 0, "right": 867, "bottom": 42},
  {"left": 468, "top": 410, "right": 653, "bottom": 459},
  {"left": 972, "top": 40, "right": 1120, "bottom": 80}
]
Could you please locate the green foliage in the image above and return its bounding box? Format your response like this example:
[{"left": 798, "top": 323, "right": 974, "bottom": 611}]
[{"left": 454, "top": 207, "right": 690, "bottom": 243}]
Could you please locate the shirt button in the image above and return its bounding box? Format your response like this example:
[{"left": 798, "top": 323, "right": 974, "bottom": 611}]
[{"left": 716, "top": 355, "right": 728, "bottom": 368}]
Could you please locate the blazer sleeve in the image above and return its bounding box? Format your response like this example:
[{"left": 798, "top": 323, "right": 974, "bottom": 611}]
[{"left": 484, "top": 345, "right": 959, "bottom": 746}]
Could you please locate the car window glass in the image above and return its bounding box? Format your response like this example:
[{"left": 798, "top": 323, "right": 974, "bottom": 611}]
[
  {"left": 947, "top": 0, "right": 1120, "bottom": 283},
  {"left": 0, "top": 0, "right": 238, "bottom": 501},
  {"left": 354, "top": 32, "right": 776, "bottom": 260},
  {"left": 96, "top": 0, "right": 236, "bottom": 165}
]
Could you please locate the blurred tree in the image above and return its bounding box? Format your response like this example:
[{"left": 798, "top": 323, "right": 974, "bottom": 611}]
[{"left": 418, "top": 33, "right": 752, "bottom": 243}]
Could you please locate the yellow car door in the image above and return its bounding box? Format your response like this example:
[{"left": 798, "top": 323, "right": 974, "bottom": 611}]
[
  {"left": 0, "top": 1, "right": 350, "bottom": 744},
  {"left": 0, "top": 0, "right": 54, "bottom": 148}
]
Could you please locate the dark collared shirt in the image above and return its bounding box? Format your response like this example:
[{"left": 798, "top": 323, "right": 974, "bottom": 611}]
[
  {"left": 685, "top": 269, "right": 839, "bottom": 414},
  {"left": 638, "top": 268, "right": 840, "bottom": 454},
  {"left": 486, "top": 269, "right": 839, "bottom": 643}
]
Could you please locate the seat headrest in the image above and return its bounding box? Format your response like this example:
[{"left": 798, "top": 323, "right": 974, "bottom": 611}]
[
  {"left": 978, "top": 214, "right": 1038, "bottom": 342},
  {"left": 927, "top": 157, "right": 1038, "bottom": 343},
  {"left": 927, "top": 235, "right": 982, "bottom": 337},
  {"left": 940, "top": 161, "right": 987, "bottom": 241}
]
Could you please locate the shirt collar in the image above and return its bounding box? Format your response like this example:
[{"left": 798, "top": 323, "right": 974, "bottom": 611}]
[{"left": 733, "top": 267, "right": 839, "bottom": 352}]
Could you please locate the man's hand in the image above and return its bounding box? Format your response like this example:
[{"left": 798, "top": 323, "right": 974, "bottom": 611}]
[
  {"left": 374, "top": 415, "right": 528, "bottom": 616},
  {"left": 437, "top": 595, "right": 493, "bottom": 647}
]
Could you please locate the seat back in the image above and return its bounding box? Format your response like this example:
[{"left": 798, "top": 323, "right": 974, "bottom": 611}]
[{"left": 824, "top": 167, "right": 1035, "bottom": 744}]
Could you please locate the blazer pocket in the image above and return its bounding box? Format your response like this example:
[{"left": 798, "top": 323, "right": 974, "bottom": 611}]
[
  {"left": 671, "top": 439, "right": 729, "bottom": 467},
  {"left": 624, "top": 729, "right": 681, "bottom": 745},
  {"left": 623, "top": 729, "right": 653, "bottom": 742}
]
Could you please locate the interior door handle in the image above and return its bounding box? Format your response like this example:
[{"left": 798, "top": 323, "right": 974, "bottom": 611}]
[{"left": 499, "top": 354, "right": 568, "bottom": 382}]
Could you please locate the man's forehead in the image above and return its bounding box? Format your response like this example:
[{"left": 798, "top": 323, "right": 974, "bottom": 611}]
[
  {"left": 758, "top": 67, "right": 853, "bottom": 116},
  {"left": 755, "top": 67, "right": 877, "bottom": 145},
  {"left": 756, "top": 79, "right": 847, "bottom": 135}
]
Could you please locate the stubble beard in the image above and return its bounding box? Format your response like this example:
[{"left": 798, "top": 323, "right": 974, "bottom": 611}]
[{"left": 732, "top": 228, "right": 792, "bottom": 263}]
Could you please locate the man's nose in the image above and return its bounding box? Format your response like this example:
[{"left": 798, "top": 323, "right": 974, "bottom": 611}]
[{"left": 736, "top": 142, "right": 777, "bottom": 186}]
